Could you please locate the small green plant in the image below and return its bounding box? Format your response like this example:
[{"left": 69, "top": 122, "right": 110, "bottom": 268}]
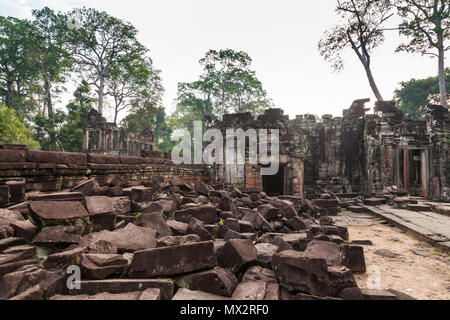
[
  {"left": 218, "top": 219, "right": 224, "bottom": 226},
  {"left": 135, "top": 213, "right": 142, "bottom": 220}
]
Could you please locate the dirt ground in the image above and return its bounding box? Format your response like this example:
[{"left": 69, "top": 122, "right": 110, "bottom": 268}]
[{"left": 336, "top": 212, "right": 450, "bottom": 300}]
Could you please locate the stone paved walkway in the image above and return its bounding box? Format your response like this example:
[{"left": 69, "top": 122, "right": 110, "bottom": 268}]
[{"left": 362, "top": 204, "right": 450, "bottom": 252}]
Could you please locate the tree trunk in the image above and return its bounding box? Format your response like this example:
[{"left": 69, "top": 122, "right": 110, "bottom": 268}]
[
  {"left": 98, "top": 75, "right": 105, "bottom": 116},
  {"left": 438, "top": 44, "right": 448, "bottom": 107},
  {"left": 6, "top": 78, "right": 13, "bottom": 108},
  {"left": 44, "top": 78, "right": 57, "bottom": 151},
  {"left": 363, "top": 63, "right": 384, "bottom": 102}
]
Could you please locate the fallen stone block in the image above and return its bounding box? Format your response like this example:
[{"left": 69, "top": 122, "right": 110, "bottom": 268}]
[
  {"left": 0, "top": 237, "right": 26, "bottom": 252},
  {"left": 172, "top": 288, "right": 229, "bottom": 300},
  {"left": 53, "top": 288, "right": 161, "bottom": 301},
  {"left": 9, "top": 285, "right": 43, "bottom": 300},
  {"left": 339, "top": 244, "right": 366, "bottom": 273},
  {"left": 80, "top": 223, "right": 157, "bottom": 253},
  {"left": 187, "top": 218, "right": 213, "bottom": 241},
  {"left": 129, "top": 241, "right": 216, "bottom": 278},
  {"left": 10, "top": 220, "right": 38, "bottom": 242},
  {"left": 242, "top": 266, "right": 277, "bottom": 283},
  {"left": 407, "top": 204, "right": 432, "bottom": 212},
  {"left": 242, "top": 212, "right": 274, "bottom": 233},
  {"left": 81, "top": 253, "right": 128, "bottom": 280},
  {"left": 231, "top": 281, "right": 280, "bottom": 300},
  {"left": 156, "top": 235, "right": 201, "bottom": 248},
  {"left": 33, "top": 225, "right": 83, "bottom": 247},
  {"left": 174, "top": 204, "right": 218, "bottom": 224},
  {"left": 176, "top": 268, "right": 238, "bottom": 297},
  {"left": 135, "top": 212, "right": 172, "bottom": 238},
  {"left": 131, "top": 187, "right": 155, "bottom": 203},
  {"left": 29, "top": 201, "right": 89, "bottom": 227},
  {"left": 284, "top": 217, "right": 310, "bottom": 231},
  {"left": 0, "top": 265, "right": 47, "bottom": 300},
  {"left": 305, "top": 240, "right": 341, "bottom": 266},
  {"left": 258, "top": 204, "right": 279, "bottom": 220},
  {"left": 218, "top": 239, "right": 258, "bottom": 274},
  {"left": 272, "top": 250, "right": 336, "bottom": 297},
  {"left": 255, "top": 243, "right": 279, "bottom": 268},
  {"left": 112, "top": 197, "right": 131, "bottom": 215},
  {"left": 69, "top": 279, "right": 174, "bottom": 300},
  {"left": 167, "top": 220, "right": 188, "bottom": 236},
  {"left": 360, "top": 288, "right": 399, "bottom": 300},
  {"left": 44, "top": 247, "right": 86, "bottom": 269},
  {"left": 71, "top": 179, "right": 100, "bottom": 196}
]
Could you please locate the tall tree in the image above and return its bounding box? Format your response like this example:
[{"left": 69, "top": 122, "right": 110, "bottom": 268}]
[
  {"left": 395, "top": 68, "right": 450, "bottom": 118},
  {"left": 32, "top": 7, "right": 72, "bottom": 151},
  {"left": 58, "top": 80, "right": 96, "bottom": 152},
  {"left": 0, "top": 16, "right": 40, "bottom": 115},
  {"left": 67, "top": 7, "right": 147, "bottom": 115},
  {"left": 396, "top": 0, "right": 450, "bottom": 107},
  {"left": 172, "top": 49, "right": 272, "bottom": 129},
  {"left": 106, "top": 57, "right": 162, "bottom": 123},
  {"left": 319, "top": 0, "right": 394, "bottom": 101},
  {"left": 0, "top": 104, "right": 40, "bottom": 149}
]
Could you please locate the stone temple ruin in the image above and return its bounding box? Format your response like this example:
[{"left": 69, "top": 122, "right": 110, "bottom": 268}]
[
  {"left": 0, "top": 99, "right": 449, "bottom": 301},
  {"left": 82, "top": 109, "right": 156, "bottom": 156},
  {"left": 209, "top": 99, "right": 450, "bottom": 202}
]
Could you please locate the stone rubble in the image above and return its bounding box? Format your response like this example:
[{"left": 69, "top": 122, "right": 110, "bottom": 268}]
[{"left": 0, "top": 177, "right": 407, "bottom": 301}]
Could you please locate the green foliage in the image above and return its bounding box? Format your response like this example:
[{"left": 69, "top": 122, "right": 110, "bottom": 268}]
[
  {"left": 0, "top": 16, "right": 41, "bottom": 116},
  {"left": 0, "top": 104, "right": 40, "bottom": 149},
  {"left": 171, "top": 49, "right": 273, "bottom": 129},
  {"left": 395, "top": 68, "right": 450, "bottom": 119},
  {"left": 58, "top": 80, "right": 96, "bottom": 152}
]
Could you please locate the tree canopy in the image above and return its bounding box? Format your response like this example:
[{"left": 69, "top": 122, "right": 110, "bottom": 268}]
[{"left": 170, "top": 49, "right": 273, "bottom": 130}]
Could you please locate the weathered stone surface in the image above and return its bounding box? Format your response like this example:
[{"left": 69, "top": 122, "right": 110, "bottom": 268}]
[
  {"left": 340, "top": 244, "right": 366, "bottom": 273},
  {"left": 187, "top": 218, "right": 214, "bottom": 241},
  {"left": 86, "top": 196, "right": 114, "bottom": 215},
  {"left": 9, "top": 285, "right": 43, "bottom": 300},
  {"left": 44, "top": 247, "right": 86, "bottom": 269},
  {"left": 258, "top": 204, "right": 279, "bottom": 220},
  {"left": 272, "top": 250, "right": 336, "bottom": 297},
  {"left": 131, "top": 187, "right": 155, "bottom": 203},
  {"left": 174, "top": 204, "right": 218, "bottom": 224},
  {"left": 52, "top": 288, "right": 161, "bottom": 300},
  {"left": 232, "top": 281, "right": 280, "bottom": 300},
  {"left": 112, "top": 197, "right": 131, "bottom": 214},
  {"left": 255, "top": 243, "right": 279, "bottom": 267},
  {"left": 167, "top": 220, "right": 188, "bottom": 236},
  {"left": 135, "top": 212, "right": 172, "bottom": 238},
  {"left": 194, "top": 181, "right": 213, "bottom": 196},
  {"left": 218, "top": 239, "right": 258, "bottom": 274},
  {"left": 29, "top": 201, "right": 89, "bottom": 226},
  {"left": 0, "top": 266, "right": 47, "bottom": 300},
  {"left": 68, "top": 279, "right": 174, "bottom": 300},
  {"left": 338, "top": 287, "right": 365, "bottom": 300},
  {"left": 33, "top": 225, "right": 83, "bottom": 246},
  {"left": 242, "top": 266, "right": 277, "bottom": 283},
  {"left": 305, "top": 240, "right": 341, "bottom": 266},
  {"left": 177, "top": 268, "right": 238, "bottom": 297},
  {"left": 285, "top": 216, "right": 310, "bottom": 231},
  {"left": 5, "top": 181, "right": 25, "bottom": 203},
  {"left": 223, "top": 218, "right": 240, "bottom": 232},
  {"left": 81, "top": 254, "right": 128, "bottom": 280},
  {"left": 71, "top": 179, "right": 100, "bottom": 195},
  {"left": 156, "top": 235, "right": 201, "bottom": 247},
  {"left": 172, "top": 288, "right": 229, "bottom": 300},
  {"left": 242, "top": 212, "right": 274, "bottom": 233},
  {"left": 360, "top": 288, "right": 399, "bottom": 300},
  {"left": 129, "top": 241, "right": 216, "bottom": 278},
  {"left": 0, "top": 237, "right": 26, "bottom": 252},
  {"left": 80, "top": 223, "right": 157, "bottom": 253},
  {"left": 10, "top": 220, "right": 38, "bottom": 242},
  {"left": 0, "top": 185, "right": 9, "bottom": 206}
]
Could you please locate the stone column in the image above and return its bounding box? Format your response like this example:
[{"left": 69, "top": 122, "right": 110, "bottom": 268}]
[{"left": 83, "top": 129, "right": 89, "bottom": 152}]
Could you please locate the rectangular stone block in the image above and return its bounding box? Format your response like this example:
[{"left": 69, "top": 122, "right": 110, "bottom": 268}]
[{"left": 129, "top": 241, "right": 216, "bottom": 278}]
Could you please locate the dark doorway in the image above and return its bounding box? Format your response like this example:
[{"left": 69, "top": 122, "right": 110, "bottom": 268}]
[{"left": 262, "top": 166, "right": 285, "bottom": 196}]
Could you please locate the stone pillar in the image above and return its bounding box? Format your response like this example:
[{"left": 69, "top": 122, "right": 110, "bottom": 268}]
[{"left": 83, "top": 129, "right": 89, "bottom": 152}]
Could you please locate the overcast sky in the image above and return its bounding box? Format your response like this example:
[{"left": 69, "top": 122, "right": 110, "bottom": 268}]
[{"left": 0, "top": 0, "right": 442, "bottom": 121}]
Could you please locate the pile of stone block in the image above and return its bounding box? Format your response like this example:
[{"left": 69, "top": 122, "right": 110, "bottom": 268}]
[{"left": 0, "top": 177, "right": 398, "bottom": 301}]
